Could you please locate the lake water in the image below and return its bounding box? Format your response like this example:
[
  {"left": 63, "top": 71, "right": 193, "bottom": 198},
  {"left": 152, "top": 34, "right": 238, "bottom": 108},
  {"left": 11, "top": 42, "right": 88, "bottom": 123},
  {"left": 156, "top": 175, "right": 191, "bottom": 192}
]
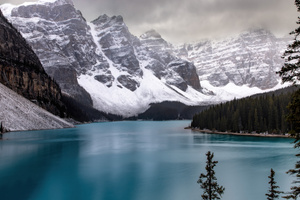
[{"left": 0, "top": 121, "right": 297, "bottom": 200}]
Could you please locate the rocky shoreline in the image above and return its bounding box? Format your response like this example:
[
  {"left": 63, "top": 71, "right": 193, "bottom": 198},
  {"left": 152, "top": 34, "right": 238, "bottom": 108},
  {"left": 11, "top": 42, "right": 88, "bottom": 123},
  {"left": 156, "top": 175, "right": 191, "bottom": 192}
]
[{"left": 185, "top": 127, "right": 291, "bottom": 138}]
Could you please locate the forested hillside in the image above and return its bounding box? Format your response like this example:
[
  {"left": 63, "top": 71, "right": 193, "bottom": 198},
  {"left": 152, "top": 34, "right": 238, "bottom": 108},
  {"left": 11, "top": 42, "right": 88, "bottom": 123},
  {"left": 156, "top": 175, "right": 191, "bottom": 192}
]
[{"left": 191, "top": 86, "right": 298, "bottom": 134}]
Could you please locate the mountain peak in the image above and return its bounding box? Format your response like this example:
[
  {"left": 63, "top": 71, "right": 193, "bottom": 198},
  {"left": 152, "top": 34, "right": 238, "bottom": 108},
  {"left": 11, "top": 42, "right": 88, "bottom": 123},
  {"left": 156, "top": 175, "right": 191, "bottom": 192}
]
[
  {"left": 92, "top": 14, "right": 124, "bottom": 26},
  {"left": 140, "top": 29, "right": 162, "bottom": 40}
]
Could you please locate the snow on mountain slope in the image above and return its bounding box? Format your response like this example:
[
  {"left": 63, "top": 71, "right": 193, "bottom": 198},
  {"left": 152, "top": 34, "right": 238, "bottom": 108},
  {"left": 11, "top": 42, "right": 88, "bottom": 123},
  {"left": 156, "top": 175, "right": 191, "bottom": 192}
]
[
  {"left": 0, "top": 83, "right": 73, "bottom": 132},
  {"left": 78, "top": 64, "right": 212, "bottom": 117},
  {"left": 200, "top": 80, "right": 291, "bottom": 102}
]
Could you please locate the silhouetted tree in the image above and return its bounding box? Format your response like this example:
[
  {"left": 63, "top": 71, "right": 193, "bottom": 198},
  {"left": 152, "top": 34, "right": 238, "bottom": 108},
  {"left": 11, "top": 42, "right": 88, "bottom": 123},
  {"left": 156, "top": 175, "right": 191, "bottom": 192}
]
[
  {"left": 277, "top": 0, "right": 300, "bottom": 199},
  {"left": 283, "top": 90, "right": 300, "bottom": 200},
  {"left": 197, "top": 151, "right": 225, "bottom": 200},
  {"left": 266, "top": 168, "right": 283, "bottom": 200}
]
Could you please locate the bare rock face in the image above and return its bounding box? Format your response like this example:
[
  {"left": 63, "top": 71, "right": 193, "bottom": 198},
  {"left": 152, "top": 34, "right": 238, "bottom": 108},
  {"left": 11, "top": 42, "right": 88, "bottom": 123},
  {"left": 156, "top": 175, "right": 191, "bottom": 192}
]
[
  {"left": 167, "top": 60, "right": 201, "bottom": 91},
  {"left": 0, "top": 10, "right": 65, "bottom": 116},
  {"left": 139, "top": 29, "right": 202, "bottom": 91}
]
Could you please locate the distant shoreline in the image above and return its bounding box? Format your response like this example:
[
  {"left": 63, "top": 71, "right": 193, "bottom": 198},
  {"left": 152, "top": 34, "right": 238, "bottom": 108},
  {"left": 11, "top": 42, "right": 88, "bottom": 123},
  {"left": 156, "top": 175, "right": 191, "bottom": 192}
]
[{"left": 185, "top": 127, "right": 291, "bottom": 138}]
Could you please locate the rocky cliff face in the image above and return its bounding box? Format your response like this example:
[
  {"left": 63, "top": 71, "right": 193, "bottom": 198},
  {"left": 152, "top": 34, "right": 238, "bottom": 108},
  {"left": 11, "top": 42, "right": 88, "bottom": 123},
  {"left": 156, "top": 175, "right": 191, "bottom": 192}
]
[
  {"left": 174, "top": 29, "right": 289, "bottom": 90},
  {"left": 0, "top": 9, "right": 65, "bottom": 116}
]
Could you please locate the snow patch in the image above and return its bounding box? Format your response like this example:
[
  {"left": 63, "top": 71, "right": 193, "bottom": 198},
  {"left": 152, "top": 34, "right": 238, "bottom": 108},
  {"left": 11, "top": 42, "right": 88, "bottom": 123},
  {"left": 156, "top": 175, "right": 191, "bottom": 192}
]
[
  {"left": 200, "top": 80, "right": 291, "bottom": 102},
  {"left": 78, "top": 67, "right": 213, "bottom": 117}
]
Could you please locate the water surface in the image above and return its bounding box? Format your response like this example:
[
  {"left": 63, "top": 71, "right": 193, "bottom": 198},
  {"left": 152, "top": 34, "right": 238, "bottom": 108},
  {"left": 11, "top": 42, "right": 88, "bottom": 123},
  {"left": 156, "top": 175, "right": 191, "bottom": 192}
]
[{"left": 0, "top": 121, "right": 297, "bottom": 200}]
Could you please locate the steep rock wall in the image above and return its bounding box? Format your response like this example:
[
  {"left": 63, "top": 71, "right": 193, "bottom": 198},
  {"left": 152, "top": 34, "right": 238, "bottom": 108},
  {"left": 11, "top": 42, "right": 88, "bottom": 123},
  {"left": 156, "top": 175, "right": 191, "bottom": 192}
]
[{"left": 0, "top": 10, "right": 65, "bottom": 116}]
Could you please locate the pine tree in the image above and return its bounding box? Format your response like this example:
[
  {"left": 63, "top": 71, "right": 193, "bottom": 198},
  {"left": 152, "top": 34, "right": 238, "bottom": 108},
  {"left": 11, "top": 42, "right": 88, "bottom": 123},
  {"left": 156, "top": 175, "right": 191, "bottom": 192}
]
[
  {"left": 287, "top": 89, "right": 300, "bottom": 138},
  {"left": 266, "top": 168, "right": 283, "bottom": 200},
  {"left": 278, "top": 1, "right": 300, "bottom": 199},
  {"left": 277, "top": 0, "right": 300, "bottom": 84},
  {"left": 197, "top": 151, "right": 225, "bottom": 200},
  {"left": 284, "top": 89, "right": 300, "bottom": 200}
]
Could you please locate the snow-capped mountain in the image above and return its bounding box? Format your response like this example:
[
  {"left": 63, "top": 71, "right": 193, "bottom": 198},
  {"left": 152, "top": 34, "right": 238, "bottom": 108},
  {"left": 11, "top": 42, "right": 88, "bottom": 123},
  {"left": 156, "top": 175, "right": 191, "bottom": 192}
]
[
  {"left": 1, "top": 0, "right": 209, "bottom": 117},
  {"left": 174, "top": 29, "right": 289, "bottom": 90}
]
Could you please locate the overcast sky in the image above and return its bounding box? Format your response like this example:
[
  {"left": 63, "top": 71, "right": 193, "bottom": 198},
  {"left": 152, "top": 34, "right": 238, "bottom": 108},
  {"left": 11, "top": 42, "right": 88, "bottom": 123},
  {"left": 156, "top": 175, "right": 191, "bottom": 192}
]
[{"left": 0, "top": 0, "right": 298, "bottom": 43}]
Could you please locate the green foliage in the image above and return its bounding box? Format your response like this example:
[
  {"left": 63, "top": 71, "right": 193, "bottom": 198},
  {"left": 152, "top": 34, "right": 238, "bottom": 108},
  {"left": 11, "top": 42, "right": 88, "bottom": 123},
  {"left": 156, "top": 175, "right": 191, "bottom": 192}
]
[
  {"left": 197, "top": 151, "right": 225, "bottom": 200},
  {"left": 191, "top": 90, "right": 295, "bottom": 134},
  {"left": 266, "top": 168, "right": 283, "bottom": 200}
]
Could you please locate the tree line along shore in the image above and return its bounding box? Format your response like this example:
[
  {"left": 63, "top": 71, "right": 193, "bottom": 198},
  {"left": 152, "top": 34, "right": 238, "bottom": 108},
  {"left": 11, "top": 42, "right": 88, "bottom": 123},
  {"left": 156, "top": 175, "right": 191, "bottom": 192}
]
[{"left": 190, "top": 86, "right": 298, "bottom": 137}]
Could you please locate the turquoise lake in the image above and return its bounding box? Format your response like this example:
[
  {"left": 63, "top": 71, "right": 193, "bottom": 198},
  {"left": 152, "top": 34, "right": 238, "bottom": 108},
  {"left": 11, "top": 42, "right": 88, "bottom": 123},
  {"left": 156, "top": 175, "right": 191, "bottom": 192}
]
[{"left": 0, "top": 121, "right": 297, "bottom": 200}]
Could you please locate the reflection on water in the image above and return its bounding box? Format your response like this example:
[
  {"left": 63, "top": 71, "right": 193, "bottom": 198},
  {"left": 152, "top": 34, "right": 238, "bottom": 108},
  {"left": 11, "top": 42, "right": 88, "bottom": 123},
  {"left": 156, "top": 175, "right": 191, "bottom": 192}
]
[{"left": 0, "top": 121, "right": 297, "bottom": 200}]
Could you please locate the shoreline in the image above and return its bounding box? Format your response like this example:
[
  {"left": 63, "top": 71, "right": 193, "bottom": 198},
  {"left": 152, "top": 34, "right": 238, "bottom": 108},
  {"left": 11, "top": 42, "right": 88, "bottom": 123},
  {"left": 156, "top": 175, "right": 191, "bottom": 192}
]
[{"left": 185, "top": 127, "right": 291, "bottom": 138}]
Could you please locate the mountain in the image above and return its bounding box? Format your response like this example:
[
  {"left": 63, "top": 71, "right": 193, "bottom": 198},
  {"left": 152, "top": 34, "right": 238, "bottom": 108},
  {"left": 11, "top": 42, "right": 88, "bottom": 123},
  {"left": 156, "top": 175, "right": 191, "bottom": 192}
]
[
  {"left": 139, "top": 29, "right": 201, "bottom": 92},
  {"left": 0, "top": 0, "right": 291, "bottom": 118},
  {"left": 174, "top": 29, "right": 289, "bottom": 90},
  {"left": 0, "top": 9, "right": 73, "bottom": 131},
  {"left": 1, "top": 0, "right": 209, "bottom": 117}
]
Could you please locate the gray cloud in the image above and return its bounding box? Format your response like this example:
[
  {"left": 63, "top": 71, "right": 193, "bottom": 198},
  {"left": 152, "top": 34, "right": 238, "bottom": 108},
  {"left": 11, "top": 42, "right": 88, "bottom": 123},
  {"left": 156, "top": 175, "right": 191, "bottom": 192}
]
[
  {"left": 73, "top": 0, "right": 298, "bottom": 43},
  {"left": 0, "top": 0, "right": 298, "bottom": 43}
]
